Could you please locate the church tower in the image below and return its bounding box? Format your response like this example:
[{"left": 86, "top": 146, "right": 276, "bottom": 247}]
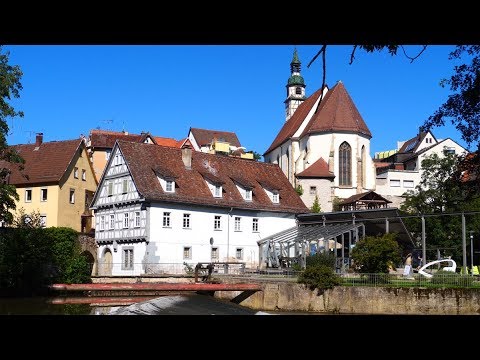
[{"left": 284, "top": 48, "right": 306, "bottom": 122}]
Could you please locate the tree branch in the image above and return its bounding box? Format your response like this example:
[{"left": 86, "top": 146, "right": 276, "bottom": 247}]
[
  {"left": 400, "top": 45, "right": 428, "bottom": 63},
  {"left": 349, "top": 45, "right": 358, "bottom": 65},
  {"left": 307, "top": 45, "right": 326, "bottom": 68}
]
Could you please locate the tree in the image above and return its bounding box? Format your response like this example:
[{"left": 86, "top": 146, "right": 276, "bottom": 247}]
[
  {"left": 400, "top": 153, "right": 480, "bottom": 263},
  {"left": 308, "top": 45, "right": 480, "bottom": 152},
  {"left": 0, "top": 46, "right": 24, "bottom": 224},
  {"left": 311, "top": 195, "right": 321, "bottom": 213},
  {"left": 351, "top": 233, "right": 402, "bottom": 273}
]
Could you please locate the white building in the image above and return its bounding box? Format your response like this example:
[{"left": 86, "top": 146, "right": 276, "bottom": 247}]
[
  {"left": 374, "top": 130, "right": 467, "bottom": 207},
  {"left": 90, "top": 140, "right": 308, "bottom": 276},
  {"left": 264, "top": 49, "right": 376, "bottom": 212}
]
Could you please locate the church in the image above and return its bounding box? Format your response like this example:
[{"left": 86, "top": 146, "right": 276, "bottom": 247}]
[{"left": 264, "top": 49, "right": 376, "bottom": 212}]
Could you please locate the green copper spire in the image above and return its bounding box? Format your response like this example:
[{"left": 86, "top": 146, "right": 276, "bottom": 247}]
[
  {"left": 288, "top": 48, "right": 304, "bottom": 85},
  {"left": 291, "top": 48, "right": 300, "bottom": 65}
]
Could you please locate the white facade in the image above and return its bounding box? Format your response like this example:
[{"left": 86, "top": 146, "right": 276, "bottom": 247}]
[{"left": 375, "top": 138, "right": 467, "bottom": 207}]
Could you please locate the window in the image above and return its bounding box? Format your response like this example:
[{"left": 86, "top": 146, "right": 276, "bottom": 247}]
[
  {"left": 105, "top": 149, "right": 111, "bottom": 161},
  {"left": 234, "top": 217, "right": 241, "bottom": 231},
  {"left": 110, "top": 214, "right": 115, "bottom": 229},
  {"left": 403, "top": 180, "right": 414, "bottom": 188},
  {"left": 245, "top": 189, "right": 252, "bottom": 201},
  {"left": 183, "top": 246, "right": 192, "bottom": 260},
  {"left": 309, "top": 186, "right": 317, "bottom": 195},
  {"left": 272, "top": 191, "right": 279, "bottom": 204},
  {"left": 166, "top": 180, "right": 174, "bottom": 192},
  {"left": 211, "top": 247, "right": 219, "bottom": 260},
  {"left": 25, "top": 189, "right": 32, "bottom": 202},
  {"left": 135, "top": 211, "right": 140, "bottom": 227},
  {"left": 214, "top": 185, "right": 222, "bottom": 197},
  {"left": 122, "top": 248, "right": 134, "bottom": 270},
  {"left": 214, "top": 215, "right": 221, "bottom": 230},
  {"left": 339, "top": 142, "right": 352, "bottom": 186},
  {"left": 40, "top": 188, "right": 48, "bottom": 202},
  {"left": 295, "top": 87, "right": 302, "bottom": 95},
  {"left": 236, "top": 248, "right": 244, "bottom": 260},
  {"left": 444, "top": 147, "right": 456, "bottom": 155},
  {"left": 100, "top": 216, "right": 105, "bottom": 231},
  {"left": 108, "top": 182, "right": 113, "bottom": 196},
  {"left": 163, "top": 212, "right": 171, "bottom": 227},
  {"left": 122, "top": 179, "right": 128, "bottom": 194},
  {"left": 82, "top": 169, "right": 86, "bottom": 181},
  {"left": 183, "top": 213, "right": 191, "bottom": 229},
  {"left": 74, "top": 167, "right": 79, "bottom": 179},
  {"left": 40, "top": 215, "right": 47, "bottom": 228},
  {"left": 123, "top": 213, "right": 129, "bottom": 228},
  {"left": 252, "top": 218, "right": 259, "bottom": 232},
  {"left": 69, "top": 189, "right": 75, "bottom": 204},
  {"left": 390, "top": 179, "right": 401, "bottom": 187}
]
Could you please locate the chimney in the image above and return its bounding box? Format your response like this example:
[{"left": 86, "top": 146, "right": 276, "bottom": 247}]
[
  {"left": 182, "top": 148, "right": 192, "bottom": 169},
  {"left": 35, "top": 133, "right": 43, "bottom": 147}
]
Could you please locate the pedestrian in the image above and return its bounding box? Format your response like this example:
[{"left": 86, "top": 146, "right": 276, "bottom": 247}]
[{"left": 403, "top": 253, "right": 412, "bottom": 277}]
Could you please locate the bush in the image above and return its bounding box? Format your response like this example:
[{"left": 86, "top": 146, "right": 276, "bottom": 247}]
[
  {"left": 298, "top": 265, "right": 341, "bottom": 293},
  {"left": 63, "top": 256, "right": 92, "bottom": 284},
  {"left": 351, "top": 233, "right": 402, "bottom": 273},
  {"left": 430, "top": 270, "right": 473, "bottom": 287},
  {"left": 306, "top": 252, "right": 335, "bottom": 269}
]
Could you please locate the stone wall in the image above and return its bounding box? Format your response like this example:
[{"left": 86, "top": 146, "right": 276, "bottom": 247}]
[{"left": 214, "top": 279, "right": 480, "bottom": 315}]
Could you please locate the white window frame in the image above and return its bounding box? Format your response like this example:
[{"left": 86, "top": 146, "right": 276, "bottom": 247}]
[
  {"left": 245, "top": 189, "right": 252, "bottom": 201},
  {"left": 135, "top": 211, "right": 141, "bottom": 228},
  {"left": 69, "top": 189, "right": 75, "bottom": 204},
  {"left": 234, "top": 216, "right": 241, "bottom": 231},
  {"left": 252, "top": 218, "right": 259, "bottom": 232},
  {"left": 82, "top": 169, "right": 86, "bottom": 181},
  {"left": 214, "top": 215, "right": 222, "bottom": 230},
  {"left": 108, "top": 182, "right": 113, "bottom": 196},
  {"left": 122, "top": 248, "right": 134, "bottom": 270},
  {"left": 309, "top": 186, "right": 317, "bottom": 195},
  {"left": 100, "top": 215, "right": 105, "bottom": 231},
  {"left": 166, "top": 180, "right": 174, "bottom": 192},
  {"left": 40, "top": 188, "right": 48, "bottom": 202},
  {"left": 74, "top": 167, "right": 79, "bottom": 179},
  {"left": 272, "top": 191, "right": 279, "bottom": 203},
  {"left": 183, "top": 213, "right": 191, "bottom": 229},
  {"left": 403, "top": 180, "right": 414, "bottom": 188},
  {"left": 235, "top": 248, "right": 244, "bottom": 260},
  {"left": 390, "top": 179, "right": 401, "bottom": 187},
  {"left": 40, "top": 214, "right": 47, "bottom": 228},
  {"left": 123, "top": 213, "right": 129, "bottom": 229},
  {"left": 110, "top": 214, "right": 115, "bottom": 229},
  {"left": 122, "top": 179, "right": 128, "bottom": 194},
  {"left": 211, "top": 247, "right": 219, "bottom": 260},
  {"left": 163, "top": 212, "right": 171, "bottom": 227},
  {"left": 25, "top": 189, "right": 32, "bottom": 203},
  {"left": 183, "top": 246, "right": 192, "bottom": 260},
  {"left": 214, "top": 185, "right": 222, "bottom": 198}
]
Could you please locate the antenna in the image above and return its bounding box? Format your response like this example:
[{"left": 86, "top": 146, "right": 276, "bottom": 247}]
[
  {"left": 24, "top": 130, "right": 38, "bottom": 144},
  {"left": 99, "top": 119, "right": 113, "bottom": 130}
]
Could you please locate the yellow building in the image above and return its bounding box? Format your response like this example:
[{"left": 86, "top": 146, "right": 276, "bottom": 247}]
[{"left": 2, "top": 133, "right": 98, "bottom": 233}]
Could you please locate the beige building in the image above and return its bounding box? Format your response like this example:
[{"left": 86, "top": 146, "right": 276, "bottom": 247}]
[{"left": 1, "top": 133, "right": 98, "bottom": 232}]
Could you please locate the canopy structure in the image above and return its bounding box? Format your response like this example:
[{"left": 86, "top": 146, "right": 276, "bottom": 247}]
[
  {"left": 257, "top": 222, "right": 365, "bottom": 270},
  {"left": 338, "top": 190, "right": 392, "bottom": 211}
]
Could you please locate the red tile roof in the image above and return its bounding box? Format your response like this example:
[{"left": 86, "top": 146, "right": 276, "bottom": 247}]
[
  {"left": 264, "top": 82, "right": 371, "bottom": 155},
  {"left": 296, "top": 157, "right": 335, "bottom": 178},
  {"left": 190, "top": 127, "right": 241, "bottom": 148},
  {"left": 1, "top": 139, "right": 84, "bottom": 185},
  {"left": 89, "top": 130, "right": 145, "bottom": 149},
  {"left": 116, "top": 141, "right": 308, "bottom": 214},
  {"left": 339, "top": 190, "right": 392, "bottom": 205},
  {"left": 300, "top": 82, "right": 371, "bottom": 138},
  {"left": 264, "top": 87, "right": 325, "bottom": 155},
  {"left": 154, "top": 136, "right": 182, "bottom": 148}
]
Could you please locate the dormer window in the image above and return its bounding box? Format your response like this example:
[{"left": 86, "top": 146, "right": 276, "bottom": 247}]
[
  {"left": 201, "top": 172, "right": 224, "bottom": 198},
  {"left": 245, "top": 189, "right": 252, "bottom": 200},
  {"left": 214, "top": 185, "right": 222, "bottom": 197},
  {"left": 272, "top": 191, "right": 279, "bottom": 204},
  {"left": 166, "top": 180, "right": 174, "bottom": 192}
]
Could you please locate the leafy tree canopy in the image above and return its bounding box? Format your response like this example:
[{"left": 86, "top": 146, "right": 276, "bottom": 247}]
[
  {"left": 351, "top": 233, "right": 402, "bottom": 273},
  {"left": 0, "top": 46, "right": 24, "bottom": 224}
]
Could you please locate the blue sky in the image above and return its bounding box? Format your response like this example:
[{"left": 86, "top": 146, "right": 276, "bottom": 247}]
[{"left": 5, "top": 45, "right": 469, "bottom": 157}]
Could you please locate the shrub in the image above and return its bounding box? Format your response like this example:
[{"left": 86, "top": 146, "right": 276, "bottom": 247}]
[
  {"left": 306, "top": 252, "right": 335, "bottom": 269},
  {"left": 298, "top": 265, "right": 341, "bottom": 294},
  {"left": 351, "top": 233, "right": 402, "bottom": 273},
  {"left": 430, "top": 270, "right": 473, "bottom": 287}
]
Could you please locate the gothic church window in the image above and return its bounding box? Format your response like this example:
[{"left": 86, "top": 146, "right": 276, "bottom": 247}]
[{"left": 339, "top": 142, "right": 352, "bottom": 186}]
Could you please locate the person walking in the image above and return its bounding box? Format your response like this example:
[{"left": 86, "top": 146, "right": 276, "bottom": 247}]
[{"left": 403, "top": 253, "right": 413, "bottom": 277}]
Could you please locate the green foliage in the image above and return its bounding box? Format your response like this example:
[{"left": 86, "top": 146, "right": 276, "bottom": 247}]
[
  {"left": 430, "top": 270, "right": 474, "bottom": 287},
  {"left": 400, "top": 153, "right": 480, "bottom": 264},
  {"left": 0, "top": 46, "right": 24, "bottom": 224},
  {"left": 332, "top": 196, "right": 342, "bottom": 212},
  {"left": 0, "top": 226, "right": 90, "bottom": 294},
  {"left": 295, "top": 184, "right": 303, "bottom": 196},
  {"left": 305, "top": 251, "right": 335, "bottom": 269},
  {"left": 183, "top": 262, "right": 194, "bottom": 274},
  {"left": 311, "top": 195, "right": 321, "bottom": 213},
  {"left": 351, "top": 233, "right": 402, "bottom": 274},
  {"left": 253, "top": 151, "right": 262, "bottom": 161},
  {"left": 298, "top": 265, "right": 341, "bottom": 293}
]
